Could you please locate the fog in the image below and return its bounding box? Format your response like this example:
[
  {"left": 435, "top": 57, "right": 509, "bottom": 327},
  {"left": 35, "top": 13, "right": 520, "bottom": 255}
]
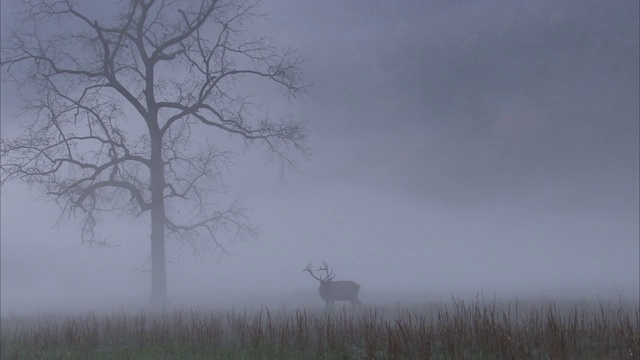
[{"left": 1, "top": 0, "right": 638, "bottom": 314}]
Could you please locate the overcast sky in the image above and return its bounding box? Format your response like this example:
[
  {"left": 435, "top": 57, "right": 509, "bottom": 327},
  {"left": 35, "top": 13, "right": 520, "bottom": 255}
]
[{"left": 1, "top": 0, "right": 638, "bottom": 313}]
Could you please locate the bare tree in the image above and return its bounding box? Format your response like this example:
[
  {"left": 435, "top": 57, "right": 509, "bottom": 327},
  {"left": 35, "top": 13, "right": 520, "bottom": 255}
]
[
  {"left": 303, "top": 261, "right": 362, "bottom": 309},
  {"left": 0, "top": 0, "right": 307, "bottom": 306}
]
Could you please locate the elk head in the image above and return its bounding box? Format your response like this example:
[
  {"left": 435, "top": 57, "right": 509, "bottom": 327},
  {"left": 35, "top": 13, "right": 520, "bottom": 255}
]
[{"left": 303, "top": 261, "right": 362, "bottom": 309}]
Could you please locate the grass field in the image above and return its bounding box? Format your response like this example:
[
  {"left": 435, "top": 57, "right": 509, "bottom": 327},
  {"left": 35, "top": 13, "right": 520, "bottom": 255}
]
[{"left": 1, "top": 297, "right": 638, "bottom": 359}]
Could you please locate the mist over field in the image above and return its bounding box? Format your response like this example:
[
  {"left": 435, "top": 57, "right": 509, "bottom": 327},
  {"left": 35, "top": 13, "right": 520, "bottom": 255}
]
[{"left": 1, "top": 0, "right": 638, "bottom": 315}]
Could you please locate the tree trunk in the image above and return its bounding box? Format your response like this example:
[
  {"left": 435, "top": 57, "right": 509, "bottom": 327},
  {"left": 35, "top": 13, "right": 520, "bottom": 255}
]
[
  {"left": 149, "top": 200, "right": 167, "bottom": 305},
  {"left": 148, "top": 129, "right": 168, "bottom": 306}
]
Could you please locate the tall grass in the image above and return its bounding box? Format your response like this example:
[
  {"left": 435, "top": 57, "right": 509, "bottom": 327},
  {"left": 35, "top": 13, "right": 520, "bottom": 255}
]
[{"left": 1, "top": 298, "right": 637, "bottom": 359}]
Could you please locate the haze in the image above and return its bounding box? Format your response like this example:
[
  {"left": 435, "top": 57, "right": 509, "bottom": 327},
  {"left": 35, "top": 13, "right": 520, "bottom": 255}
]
[{"left": 1, "top": 0, "right": 638, "bottom": 314}]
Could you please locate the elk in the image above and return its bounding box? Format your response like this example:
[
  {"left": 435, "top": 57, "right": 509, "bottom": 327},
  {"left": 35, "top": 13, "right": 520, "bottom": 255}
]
[{"left": 303, "top": 261, "right": 362, "bottom": 309}]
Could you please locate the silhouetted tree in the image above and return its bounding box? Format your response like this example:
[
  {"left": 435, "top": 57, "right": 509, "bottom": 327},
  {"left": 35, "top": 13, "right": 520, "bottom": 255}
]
[{"left": 0, "top": 0, "right": 307, "bottom": 306}]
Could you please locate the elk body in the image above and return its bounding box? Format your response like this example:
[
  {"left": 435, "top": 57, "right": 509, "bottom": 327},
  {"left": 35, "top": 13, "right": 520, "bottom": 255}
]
[{"left": 303, "top": 262, "right": 362, "bottom": 309}]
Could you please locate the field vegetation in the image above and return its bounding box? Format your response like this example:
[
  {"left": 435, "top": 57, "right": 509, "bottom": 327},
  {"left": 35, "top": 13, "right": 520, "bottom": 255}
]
[{"left": 1, "top": 297, "right": 638, "bottom": 359}]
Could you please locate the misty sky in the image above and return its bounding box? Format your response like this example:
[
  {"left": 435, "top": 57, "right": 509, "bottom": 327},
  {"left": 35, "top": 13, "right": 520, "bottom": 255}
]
[{"left": 1, "top": 0, "right": 638, "bottom": 313}]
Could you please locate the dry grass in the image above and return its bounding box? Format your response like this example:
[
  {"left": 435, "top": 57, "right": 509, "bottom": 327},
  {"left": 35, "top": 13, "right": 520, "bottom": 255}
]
[{"left": 1, "top": 297, "right": 637, "bottom": 359}]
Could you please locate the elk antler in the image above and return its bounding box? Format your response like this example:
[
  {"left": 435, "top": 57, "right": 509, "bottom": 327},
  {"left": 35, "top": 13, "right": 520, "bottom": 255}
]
[
  {"left": 303, "top": 261, "right": 335, "bottom": 282},
  {"left": 303, "top": 263, "right": 324, "bottom": 281},
  {"left": 317, "top": 261, "right": 335, "bottom": 281}
]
